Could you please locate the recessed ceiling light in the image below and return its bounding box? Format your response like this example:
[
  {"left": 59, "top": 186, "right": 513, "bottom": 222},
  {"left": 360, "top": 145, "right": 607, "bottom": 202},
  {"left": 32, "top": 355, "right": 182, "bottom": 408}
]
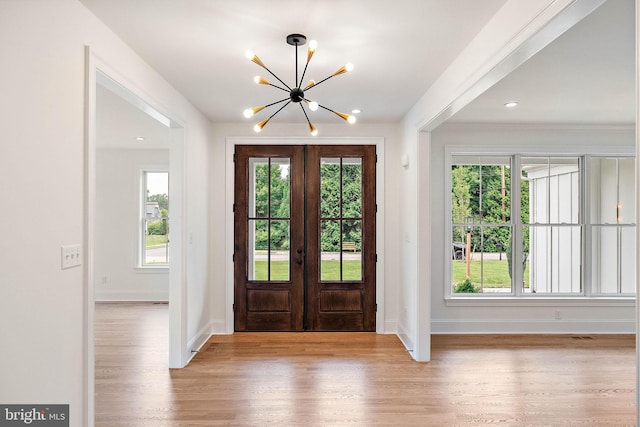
[
  {"left": 135, "top": 136, "right": 146, "bottom": 141},
  {"left": 351, "top": 109, "right": 361, "bottom": 114},
  {"left": 504, "top": 102, "right": 519, "bottom": 108}
]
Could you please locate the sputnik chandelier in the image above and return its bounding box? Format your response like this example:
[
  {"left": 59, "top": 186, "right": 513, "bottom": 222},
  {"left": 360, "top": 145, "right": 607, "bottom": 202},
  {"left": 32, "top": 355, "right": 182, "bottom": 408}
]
[{"left": 244, "top": 33, "right": 356, "bottom": 136}]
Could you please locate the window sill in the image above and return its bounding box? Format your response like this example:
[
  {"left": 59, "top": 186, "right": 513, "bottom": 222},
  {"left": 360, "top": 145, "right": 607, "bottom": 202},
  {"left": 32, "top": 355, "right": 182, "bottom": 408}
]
[
  {"left": 134, "top": 266, "right": 169, "bottom": 274},
  {"left": 445, "top": 296, "right": 634, "bottom": 307}
]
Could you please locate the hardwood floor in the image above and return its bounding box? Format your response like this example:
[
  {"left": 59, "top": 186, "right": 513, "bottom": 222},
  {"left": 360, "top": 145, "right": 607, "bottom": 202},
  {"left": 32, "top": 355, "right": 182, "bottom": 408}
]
[{"left": 95, "top": 303, "right": 636, "bottom": 426}]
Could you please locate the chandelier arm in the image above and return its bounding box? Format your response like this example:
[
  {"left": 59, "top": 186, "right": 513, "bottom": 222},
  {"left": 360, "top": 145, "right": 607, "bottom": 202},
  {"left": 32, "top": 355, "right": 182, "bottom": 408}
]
[
  {"left": 263, "top": 97, "right": 291, "bottom": 109},
  {"left": 312, "top": 103, "right": 352, "bottom": 122},
  {"left": 267, "top": 83, "right": 291, "bottom": 93},
  {"left": 304, "top": 74, "right": 334, "bottom": 90},
  {"left": 298, "top": 61, "right": 311, "bottom": 89},
  {"left": 299, "top": 103, "right": 317, "bottom": 135},
  {"left": 300, "top": 103, "right": 311, "bottom": 122},
  {"left": 266, "top": 100, "right": 292, "bottom": 121},
  {"left": 259, "top": 64, "right": 292, "bottom": 91}
]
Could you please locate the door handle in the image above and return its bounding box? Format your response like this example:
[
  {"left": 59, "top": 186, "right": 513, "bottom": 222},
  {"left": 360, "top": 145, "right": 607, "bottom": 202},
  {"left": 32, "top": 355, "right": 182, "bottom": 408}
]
[{"left": 296, "top": 258, "right": 303, "bottom": 265}]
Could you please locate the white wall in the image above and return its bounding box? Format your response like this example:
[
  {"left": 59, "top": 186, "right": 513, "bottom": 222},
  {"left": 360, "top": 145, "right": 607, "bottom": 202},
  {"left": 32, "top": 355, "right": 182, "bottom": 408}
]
[
  {"left": 0, "top": 1, "right": 210, "bottom": 425},
  {"left": 207, "top": 122, "right": 402, "bottom": 334},
  {"left": 429, "top": 124, "right": 635, "bottom": 333},
  {"left": 95, "top": 148, "right": 169, "bottom": 301}
]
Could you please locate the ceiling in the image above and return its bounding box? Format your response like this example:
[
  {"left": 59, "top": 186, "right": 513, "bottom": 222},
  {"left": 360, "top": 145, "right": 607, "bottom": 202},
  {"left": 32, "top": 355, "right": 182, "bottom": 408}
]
[
  {"left": 81, "top": 0, "right": 507, "bottom": 124},
  {"left": 83, "top": 0, "right": 635, "bottom": 130},
  {"left": 448, "top": 0, "right": 635, "bottom": 125}
]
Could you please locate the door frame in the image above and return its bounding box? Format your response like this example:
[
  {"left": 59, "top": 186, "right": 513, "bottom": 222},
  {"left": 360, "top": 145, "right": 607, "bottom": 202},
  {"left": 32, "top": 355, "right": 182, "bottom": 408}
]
[
  {"left": 225, "top": 136, "right": 385, "bottom": 333},
  {"left": 85, "top": 46, "right": 188, "bottom": 392}
]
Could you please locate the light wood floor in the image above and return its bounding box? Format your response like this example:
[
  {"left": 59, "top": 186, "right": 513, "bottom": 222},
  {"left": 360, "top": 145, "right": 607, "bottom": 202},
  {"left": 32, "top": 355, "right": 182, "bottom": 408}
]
[{"left": 95, "top": 303, "right": 636, "bottom": 426}]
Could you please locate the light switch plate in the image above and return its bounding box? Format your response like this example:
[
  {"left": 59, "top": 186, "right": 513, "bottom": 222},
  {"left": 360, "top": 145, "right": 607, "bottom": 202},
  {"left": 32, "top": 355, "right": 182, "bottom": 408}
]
[{"left": 61, "top": 245, "right": 82, "bottom": 269}]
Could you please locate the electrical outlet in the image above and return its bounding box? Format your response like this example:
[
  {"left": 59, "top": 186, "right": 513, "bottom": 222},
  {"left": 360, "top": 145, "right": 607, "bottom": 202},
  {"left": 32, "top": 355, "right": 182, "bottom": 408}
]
[
  {"left": 554, "top": 310, "right": 561, "bottom": 320},
  {"left": 61, "top": 245, "right": 82, "bottom": 269}
]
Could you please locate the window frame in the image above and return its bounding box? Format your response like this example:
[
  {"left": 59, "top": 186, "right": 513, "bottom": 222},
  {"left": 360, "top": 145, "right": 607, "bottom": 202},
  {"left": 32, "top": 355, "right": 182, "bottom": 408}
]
[
  {"left": 139, "top": 168, "right": 170, "bottom": 269},
  {"left": 445, "top": 151, "right": 635, "bottom": 301}
]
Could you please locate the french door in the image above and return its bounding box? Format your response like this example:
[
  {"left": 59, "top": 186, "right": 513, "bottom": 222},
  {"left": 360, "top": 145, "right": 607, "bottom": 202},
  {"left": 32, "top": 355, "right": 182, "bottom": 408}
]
[{"left": 234, "top": 145, "right": 376, "bottom": 331}]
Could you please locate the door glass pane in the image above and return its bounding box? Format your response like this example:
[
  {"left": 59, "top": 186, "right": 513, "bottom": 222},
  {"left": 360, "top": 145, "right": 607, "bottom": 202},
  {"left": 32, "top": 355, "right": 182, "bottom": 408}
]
[
  {"left": 249, "top": 219, "right": 268, "bottom": 280},
  {"left": 321, "top": 220, "right": 340, "bottom": 281},
  {"left": 342, "top": 220, "right": 362, "bottom": 280},
  {"left": 270, "top": 158, "right": 290, "bottom": 218},
  {"left": 249, "top": 158, "right": 269, "bottom": 218},
  {"left": 270, "top": 220, "right": 290, "bottom": 281},
  {"left": 343, "top": 158, "right": 362, "bottom": 218},
  {"left": 320, "top": 158, "right": 341, "bottom": 218}
]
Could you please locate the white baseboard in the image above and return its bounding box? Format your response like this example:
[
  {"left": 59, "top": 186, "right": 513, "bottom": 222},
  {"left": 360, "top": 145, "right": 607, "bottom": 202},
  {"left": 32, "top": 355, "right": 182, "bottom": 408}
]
[
  {"left": 395, "top": 322, "right": 415, "bottom": 357},
  {"left": 210, "top": 320, "right": 229, "bottom": 335},
  {"left": 94, "top": 289, "right": 169, "bottom": 302},
  {"left": 431, "top": 319, "right": 635, "bottom": 334}
]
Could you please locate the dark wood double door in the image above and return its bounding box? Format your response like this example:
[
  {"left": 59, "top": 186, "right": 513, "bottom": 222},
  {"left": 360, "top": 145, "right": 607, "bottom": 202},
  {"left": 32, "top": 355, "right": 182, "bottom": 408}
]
[{"left": 234, "top": 145, "right": 376, "bottom": 331}]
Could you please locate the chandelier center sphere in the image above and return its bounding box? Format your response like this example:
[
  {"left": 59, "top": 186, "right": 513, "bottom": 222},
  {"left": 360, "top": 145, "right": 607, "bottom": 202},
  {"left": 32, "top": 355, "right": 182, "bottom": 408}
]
[{"left": 290, "top": 87, "right": 304, "bottom": 103}]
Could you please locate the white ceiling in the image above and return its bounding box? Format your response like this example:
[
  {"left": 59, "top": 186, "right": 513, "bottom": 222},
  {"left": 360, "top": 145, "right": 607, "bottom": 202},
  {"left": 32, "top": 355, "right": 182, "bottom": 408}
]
[
  {"left": 97, "top": 82, "right": 171, "bottom": 150},
  {"left": 84, "top": 0, "right": 635, "bottom": 129},
  {"left": 448, "top": 0, "right": 635, "bottom": 125},
  {"left": 81, "top": 0, "right": 507, "bottom": 124}
]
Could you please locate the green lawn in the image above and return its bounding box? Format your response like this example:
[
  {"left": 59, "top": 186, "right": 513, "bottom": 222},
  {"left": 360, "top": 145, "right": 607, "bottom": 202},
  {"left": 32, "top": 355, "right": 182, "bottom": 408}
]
[
  {"left": 146, "top": 234, "right": 168, "bottom": 248},
  {"left": 452, "top": 259, "right": 530, "bottom": 289},
  {"left": 253, "top": 260, "right": 362, "bottom": 281}
]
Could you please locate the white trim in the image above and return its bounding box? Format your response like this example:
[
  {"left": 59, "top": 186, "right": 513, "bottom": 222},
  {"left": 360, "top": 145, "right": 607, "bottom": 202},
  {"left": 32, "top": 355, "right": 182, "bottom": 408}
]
[
  {"left": 83, "top": 45, "right": 96, "bottom": 427},
  {"left": 94, "top": 290, "right": 169, "bottom": 302},
  {"left": 85, "top": 46, "right": 189, "bottom": 425},
  {"left": 445, "top": 297, "right": 635, "bottom": 307},
  {"left": 186, "top": 322, "right": 214, "bottom": 364},
  {"left": 396, "top": 322, "right": 414, "bottom": 353},
  {"left": 432, "top": 319, "right": 636, "bottom": 334},
  {"left": 635, "top": 1, "right": 640, "bottom": 421},
  {"left": 225, "top": 136, "right": 385, "bottom": 333},
  {"left": 209, "top": 320, "right": 228, "bottom": 335}
]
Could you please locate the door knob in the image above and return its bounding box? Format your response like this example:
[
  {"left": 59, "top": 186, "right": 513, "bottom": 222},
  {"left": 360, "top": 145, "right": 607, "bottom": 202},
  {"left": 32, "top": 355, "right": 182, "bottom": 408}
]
[{"left": 296, "top": 258, "right": 303, "bottom": 265}]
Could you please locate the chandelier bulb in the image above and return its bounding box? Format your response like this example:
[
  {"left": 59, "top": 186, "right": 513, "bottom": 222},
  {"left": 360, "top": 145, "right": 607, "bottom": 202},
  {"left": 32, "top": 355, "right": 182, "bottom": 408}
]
[
  {"left": 309, "top": 101, "right": 319, "bottom": 112},
  {"left": 348, "top": 115, "right": 356, "bottom": 124},
  {"left": 332, "top": 63, "right": 354, "bottom": 77},
  {"left": 254, "top": 118, "right": 270, "bottom": 133},
  {"left": 307, "top": 40, "right": 318, "bottom": 63},
  {"left": 308, "top": 121, "right": 318, "bottom": 136},
  {"left": 243, "top": 106, "right": 266, "bottom": 118},
  {"left": 246, "top": 50, "right": 266, "bottom": 68}
]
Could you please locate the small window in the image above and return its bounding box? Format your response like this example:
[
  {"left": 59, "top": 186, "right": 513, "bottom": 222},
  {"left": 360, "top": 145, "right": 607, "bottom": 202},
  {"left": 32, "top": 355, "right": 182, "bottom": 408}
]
[{"left": 142, "top": 171, "right": 169, "bottom": 266}]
